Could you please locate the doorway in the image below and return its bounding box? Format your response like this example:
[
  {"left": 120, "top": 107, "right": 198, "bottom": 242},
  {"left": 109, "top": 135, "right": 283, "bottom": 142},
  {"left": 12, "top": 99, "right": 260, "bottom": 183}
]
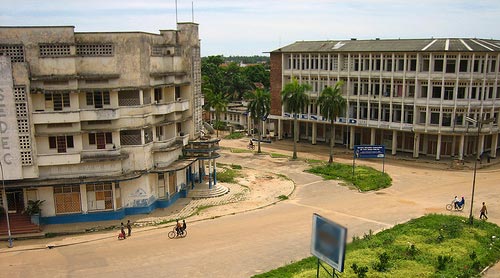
[{"left": 6, "top": 191, "right": 24, "bottom": 213}]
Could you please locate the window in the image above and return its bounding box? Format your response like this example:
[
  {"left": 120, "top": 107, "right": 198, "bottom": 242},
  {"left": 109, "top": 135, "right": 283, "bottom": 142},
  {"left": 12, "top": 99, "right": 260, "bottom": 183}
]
[
  {"left": 446, "top": 60, "right": 456, "bottom": 73},
  {"left": 49, "top": 136, "right": 74, "bottom": 153},
  {"left": 408, "top": 59, "right": 417, "bottom": 71},
  {"left": 430, "top": 113, "right": 440, "bottom": 125},
  {"left": 88, "top": 132, "right": 112, "bottom": 149},
  {"left": 432, "top": 86, "right": 441, "bottom": 98},
  {"left": 434, "top": 59, "right": 444, "bottom": 72},
  {"left": 156, "top": 126, "right": 164, "bottom": 141},
  {"left": 444, "top": 87, "right": 453, "bottom": 100},
  {"left": 442, "top": 113, "right": 452, "bottom": 126},
  {"left": 419, "top": 112, "right": 426, "bottom": 124},
  {"left": 154, "top": 88, "right": 162, "bottom": 102},
  {"left": 421, "top": 86, "right": 428, "bottom": 98},
  {"left": 175, "top": 86, "right": 181, "bottom": 100},
  {"left": 473, "top": 60, "right": 481, "bottom": 73},
  {"left": 39, "top": 44, "right": 71, "bottom": 57},
  {"left": 120, "top": 130, "right": 142, "bottom": 145},
  {"left": 86, "top": 91, "right": 110, "bottom": 108},
  {"left": 457, "top": 87, "right": 466, "bottom": 99},
  {"left": 459, "top": 60, "right": 468, "bottom": 72},
  {"left": 45, "top": 91, "right": 70, "bottom": 111},
  {"left": 86, "top": 183, "right": 113, "bottom": 211},
  {"left": 0, "top": 45, "right": 25, "bottom": 63},
  {"left": 54, "top": 185, "right": 81, "bottom": 214},
  {"left": 118, "top": 90, "right": 140, "bottom": 106},
  {"left": 76, "top": 44, "right": 113, "bottom": 56}
]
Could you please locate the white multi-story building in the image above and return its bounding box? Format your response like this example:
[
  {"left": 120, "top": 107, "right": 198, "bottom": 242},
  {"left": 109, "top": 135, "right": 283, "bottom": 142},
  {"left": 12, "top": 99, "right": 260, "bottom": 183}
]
[
  {"left": 269, "top": 38, "right": 500, "bottom": 160},
  {"left": 0, "top": 23, "right": 204, "bottom": 224}
]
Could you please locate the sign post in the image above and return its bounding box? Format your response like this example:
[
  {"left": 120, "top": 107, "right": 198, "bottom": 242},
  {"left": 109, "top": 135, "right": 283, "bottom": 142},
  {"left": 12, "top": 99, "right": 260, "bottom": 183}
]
[
  {"left": 353, "top": 145, "right": 386, "bottom": 179},
  {"left": 311, "top": 214, "right": 347, "bottom": 278}
]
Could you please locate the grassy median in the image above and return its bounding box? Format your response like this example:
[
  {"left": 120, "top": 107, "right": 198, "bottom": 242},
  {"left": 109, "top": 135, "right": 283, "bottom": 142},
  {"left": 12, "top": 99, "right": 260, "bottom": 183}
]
[
  {"left": 306, "top": 162, "right": 391, "bottom": 191},
  {"left": 253, "top": 214, "right": 500, "bottom": 278}
]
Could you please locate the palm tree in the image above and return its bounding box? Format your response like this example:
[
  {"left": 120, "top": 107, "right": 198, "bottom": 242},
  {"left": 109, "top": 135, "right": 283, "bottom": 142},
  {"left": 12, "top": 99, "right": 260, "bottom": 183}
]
[
  {"left": 204, "top": 88, "right": 229, "bottom": 137},
  {"left": 281, "top": 78, "right": 311, "bottom": 159},
  {"left": 317, "top": 81, "right": 346, "bottom": 163},
  {"left": 245, "top": 88, "right": 270, "bottom": 153}
]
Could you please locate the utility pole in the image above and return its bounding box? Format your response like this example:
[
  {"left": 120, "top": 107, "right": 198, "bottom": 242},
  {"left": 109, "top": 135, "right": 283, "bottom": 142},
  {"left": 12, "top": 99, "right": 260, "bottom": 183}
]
[{"left": 465, "top": 116, "right": 495, "bottom": 225}]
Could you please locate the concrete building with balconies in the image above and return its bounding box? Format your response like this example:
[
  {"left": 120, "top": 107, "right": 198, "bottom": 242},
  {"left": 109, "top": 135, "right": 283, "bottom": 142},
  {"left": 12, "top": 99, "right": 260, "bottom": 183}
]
[
  {"left": 0, "top": 23, "right": 204, "bottom": 225},
  {"left": 269, "top": 38, "right": 500, "bottom": 161}
]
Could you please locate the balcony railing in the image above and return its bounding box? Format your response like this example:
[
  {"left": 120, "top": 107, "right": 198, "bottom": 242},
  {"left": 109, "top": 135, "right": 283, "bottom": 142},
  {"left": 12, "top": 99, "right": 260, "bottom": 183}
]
[
  {"left": 81, "top": 148, "right": 126, "bottom": 161},
  {"left": 118, "top": 98, "right": 141, "bottom": 107}
]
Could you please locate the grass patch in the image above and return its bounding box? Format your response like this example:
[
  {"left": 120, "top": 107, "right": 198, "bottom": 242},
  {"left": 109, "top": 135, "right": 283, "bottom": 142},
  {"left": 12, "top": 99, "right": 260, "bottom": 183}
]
[
  {"left": 217, "top": 167, "right": 241, "bottom": 183},
  {"left": 253, "top": 214, "right": 500, "bottom": 278},
  {"left": 224, "top": 132, "right": 245, "bottom": 139},
  {"left": 231, "top": 148, "right": 253, "bottom": 153},
  {"left": 306, "top": 162, "right": 391, "bottom": 191},
  {"left": 277, "top": 195, "right": 289, "bottom": 200},
  {"left": 270, "top": 152, "right": 290, "bottom": 158},
  {"left": 230, "top": 164, "right": 242, "bottom": 169}
]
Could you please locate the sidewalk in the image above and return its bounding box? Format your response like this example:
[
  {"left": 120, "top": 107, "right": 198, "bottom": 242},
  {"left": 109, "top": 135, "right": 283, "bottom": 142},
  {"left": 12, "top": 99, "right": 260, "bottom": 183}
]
[{"left": 0, "top": 164, "right": 294, "bottom": 253}]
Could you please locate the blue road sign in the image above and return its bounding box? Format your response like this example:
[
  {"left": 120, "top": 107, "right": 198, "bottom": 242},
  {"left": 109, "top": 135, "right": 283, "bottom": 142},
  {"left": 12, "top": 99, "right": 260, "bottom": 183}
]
[{"left": 354, "top": 145, "right": 386, "bottom": 159}]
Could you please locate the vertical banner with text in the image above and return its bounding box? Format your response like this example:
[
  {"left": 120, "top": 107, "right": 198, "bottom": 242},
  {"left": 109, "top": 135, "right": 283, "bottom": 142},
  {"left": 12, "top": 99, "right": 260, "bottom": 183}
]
[{"left": 0, "top": 56, "right": 22, "bottom": 180}]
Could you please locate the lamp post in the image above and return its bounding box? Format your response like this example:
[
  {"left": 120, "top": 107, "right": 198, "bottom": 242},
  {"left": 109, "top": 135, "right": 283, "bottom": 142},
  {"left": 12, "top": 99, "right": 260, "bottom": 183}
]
[
  {"left": 0, "top": 161, "right": 13, "bottom": 247},
  {"left": 465, "top": 116, "right": 495, "bottom": 226}
]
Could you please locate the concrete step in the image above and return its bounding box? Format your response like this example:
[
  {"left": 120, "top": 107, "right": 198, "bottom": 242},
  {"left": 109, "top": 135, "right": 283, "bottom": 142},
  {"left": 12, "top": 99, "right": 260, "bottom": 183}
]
[
  {"left": 188, "top": 185, "right": 230, "bottom": 199},
  {"left": 0, "top": 213, "right": 41, "bottom": 235}
]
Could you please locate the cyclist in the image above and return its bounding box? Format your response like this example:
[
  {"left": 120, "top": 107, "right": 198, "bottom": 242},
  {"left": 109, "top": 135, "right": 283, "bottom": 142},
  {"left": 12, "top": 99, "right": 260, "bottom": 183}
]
[
  {"left": 456, "top": 196, "right": 465, "bottom": 209},
  {"left": 175, "top": 220, "right": 183, "bottom": 236},
  {"left": 453, "top": 196, "right": 459, "bottom": 209}
]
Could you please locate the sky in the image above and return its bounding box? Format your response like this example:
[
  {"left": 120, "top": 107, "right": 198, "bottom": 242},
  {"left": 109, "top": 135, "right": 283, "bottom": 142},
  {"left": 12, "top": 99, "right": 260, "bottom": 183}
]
[{"left": 1, "top": 0, "right": 500, "bottom": 56}]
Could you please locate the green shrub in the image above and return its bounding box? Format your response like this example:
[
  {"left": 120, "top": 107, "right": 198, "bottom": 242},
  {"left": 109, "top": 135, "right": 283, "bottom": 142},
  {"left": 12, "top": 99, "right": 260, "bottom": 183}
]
[
  {"left": 224, "top": 132, "right": 245, "bottom": 139},
  {"left": 277, "top": 195, "right": 288, "bottom": 200},
  {"left": 217, "top": 168, "right": 240, "bottom": 183},
  {"left": 230, "top": 164, "right": 242, "bottom": 169},
  {"left": 307, "top": 163, "right": 392, "bottom": 191},
  {"left": 373, "top": 252, "right": 391, "bottom": 272},
  {"left": 436, "top": 255, "right": 453, "bottom": 271},
  {"left": 351, "top": 263, "right": 369, "bottom": 278}
]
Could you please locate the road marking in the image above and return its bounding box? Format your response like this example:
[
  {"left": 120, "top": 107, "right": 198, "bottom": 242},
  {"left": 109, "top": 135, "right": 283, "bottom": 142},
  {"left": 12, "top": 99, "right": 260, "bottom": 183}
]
[
  {"left": 290, "top": 201, "right": 392, "bottom": 227},
  {"left": 299, "top": 180, "right": 325, "bottom": 186}
]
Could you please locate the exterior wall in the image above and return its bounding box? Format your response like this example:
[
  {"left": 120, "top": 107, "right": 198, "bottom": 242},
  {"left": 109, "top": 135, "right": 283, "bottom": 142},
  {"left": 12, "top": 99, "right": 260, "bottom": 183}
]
[
  {"left": 271, "top": 44, "right": 500, "bottom": 159},
  {"left": 270, "top": 52, "right": 283, "bottom": 116},
  {"left": 0, "top": 23, "right": 203, "bottom": 224}
]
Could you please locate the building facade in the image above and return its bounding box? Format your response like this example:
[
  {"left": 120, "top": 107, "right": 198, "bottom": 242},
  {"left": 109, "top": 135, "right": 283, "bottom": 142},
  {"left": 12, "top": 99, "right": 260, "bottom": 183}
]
[
  {"left": 269, "top": 38, "right": 500, "bottom": 160},
  {"left": 0, "top": 23, "right": 204, "bottom": 224}
]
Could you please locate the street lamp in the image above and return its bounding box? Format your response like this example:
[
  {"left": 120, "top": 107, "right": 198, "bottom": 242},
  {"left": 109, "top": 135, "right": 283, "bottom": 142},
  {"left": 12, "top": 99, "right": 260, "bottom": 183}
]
[
  {"left": 464, "top": 116, "right": 495, "bottom": 225},
  {"left": 0, "top": 161, "right": 13, "bottom": 247}
]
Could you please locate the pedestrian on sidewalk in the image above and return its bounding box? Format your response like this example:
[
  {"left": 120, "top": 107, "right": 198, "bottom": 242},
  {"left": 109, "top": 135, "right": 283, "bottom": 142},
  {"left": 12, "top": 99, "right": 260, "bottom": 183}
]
[
  {"left": 127, "top": 220, "right": 132, "bottom": 237},
  {"left": 480, "top": 202, "right": 488, "bottom": 220},
  {"left": 120, "top": 222, "right": 126, "bottom": 239}
]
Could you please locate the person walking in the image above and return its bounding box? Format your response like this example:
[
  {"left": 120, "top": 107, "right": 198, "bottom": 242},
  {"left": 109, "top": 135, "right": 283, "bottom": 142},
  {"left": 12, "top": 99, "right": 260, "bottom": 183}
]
[
  {"left": 120, "top": 222, "right": 126, "bottom": 239},
  {"left": 127, "top": 220, "right": 132, "bottom": 237},
  {"left": 480, "top": 202, "right": 488, "bottom": 220}
]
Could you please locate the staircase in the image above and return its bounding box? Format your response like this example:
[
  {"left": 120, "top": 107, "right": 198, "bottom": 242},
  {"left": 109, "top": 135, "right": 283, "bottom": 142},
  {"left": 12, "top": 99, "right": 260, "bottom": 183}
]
[
  {"left": 0, "top": 213, "right": 41, "bottom": 236},
  {"left": 188, "top": 185, "right": 230, "bottom": 199}
]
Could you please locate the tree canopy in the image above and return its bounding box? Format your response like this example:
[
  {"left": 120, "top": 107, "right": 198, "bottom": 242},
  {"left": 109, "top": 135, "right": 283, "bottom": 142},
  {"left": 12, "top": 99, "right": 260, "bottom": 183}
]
[{"left": 202, "top": 55, "right": 270, "bottom": 101}]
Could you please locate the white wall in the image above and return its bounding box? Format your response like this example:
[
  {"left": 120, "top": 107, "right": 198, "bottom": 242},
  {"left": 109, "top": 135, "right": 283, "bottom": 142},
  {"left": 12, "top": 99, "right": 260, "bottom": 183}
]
[{"left": 37, "top": 187, "right": 55, "bottom": 217}]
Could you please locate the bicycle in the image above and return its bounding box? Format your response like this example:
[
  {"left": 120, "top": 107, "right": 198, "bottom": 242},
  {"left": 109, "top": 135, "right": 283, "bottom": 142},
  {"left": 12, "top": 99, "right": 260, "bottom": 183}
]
[
  {"left": 247, "top": 144, "right": 255, "bottom": 150},
  {"left": 446, "top": 202, "right": 464, "bottom": 211},
  {"left": 168, "top": 227, "right": 187, "bottom": 239}
]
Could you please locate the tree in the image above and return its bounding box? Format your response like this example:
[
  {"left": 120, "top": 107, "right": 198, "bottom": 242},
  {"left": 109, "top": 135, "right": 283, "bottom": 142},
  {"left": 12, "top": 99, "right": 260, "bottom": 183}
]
[
  {"left": 203, "top": 88, "right": 229, "bottom": 137},
  {"left": 245, "top": 89, "right": 271, "bottom": 153},
  {"left": 281, "top": 78, "right": 311, "bottom": 159},
  {"left": 242, "top": 64, "right": 270, "bottom": 88},
  {"left": 317, "top": 81, "right": 346, "bottom": 163}
]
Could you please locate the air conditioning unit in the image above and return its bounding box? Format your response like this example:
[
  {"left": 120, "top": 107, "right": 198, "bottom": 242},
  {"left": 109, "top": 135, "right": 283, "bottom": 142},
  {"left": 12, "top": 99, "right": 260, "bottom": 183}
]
[{"left": 176, "top": 98, "right": 182, "bottom": 102}]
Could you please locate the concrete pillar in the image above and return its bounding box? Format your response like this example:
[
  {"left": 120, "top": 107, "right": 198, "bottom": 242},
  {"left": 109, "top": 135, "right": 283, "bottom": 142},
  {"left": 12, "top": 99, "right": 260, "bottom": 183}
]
[
  {"left": 208, "top": 159, "right": 212, "bottom": 189},
  {"left": 278, "top": 119, "right": 282, "bottom": 140},
  {"left": 436, "top": 134, "right": 442, "bottom": 160},
  {"left": 139, "top": 90, "right": 144, "bottom": 105},
  {"left": 247, "top": 115, "right": 252, "bottom": 135},
  {"left": 459, "top": 134, "right": 465, "bottom": 160},
  {"left": 80, "top": 184, "right": 88, "bottom": 213},
  {"left": 451, "top": 136, "right": 456, "bottom": 157},
  {"left": 305, "top": 122, "right": 309, "bottom": 139},
  {"left": 349, "top": 126, "right": 355, "bottom": 149},
  {"left": 491, "top": 133, "right": 498, "bottom": 158},
  {"left": 370, "top": 128, "right": 376, "bottom": 145},
  {"left": 111, "top": 183, "right": 117, "bottom": 211},
  {"left": 413, "top": 133, "right": 420, "bottom": 158},
  {"left": 478, "top": 134, "right": 485, "bottom": 159},
  {"left": 213, "top": 159, "right": 217, "bottom": 185},
  {"left": 140, "top": 129, "right": 145, "bottom": 144},
  {"left": 392, "top": 130, "right": 397, "bottom": 155},
  {"left": 312, "top": 122, "right": 317, "bottom": 145}
]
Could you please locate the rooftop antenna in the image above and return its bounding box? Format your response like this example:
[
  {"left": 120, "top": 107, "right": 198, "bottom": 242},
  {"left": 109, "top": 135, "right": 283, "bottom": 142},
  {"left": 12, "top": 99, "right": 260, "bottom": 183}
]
[
  {"left": 191, "top": 1, "right": 194, "bottom": 22},
  {"left": 175, "top": 0, "right": 178, "bottom": 23}
]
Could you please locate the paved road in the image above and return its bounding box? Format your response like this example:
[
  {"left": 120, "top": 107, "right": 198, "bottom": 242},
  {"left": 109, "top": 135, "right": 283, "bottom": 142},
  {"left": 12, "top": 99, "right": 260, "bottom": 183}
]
[{"left": 1, "top": 140, "right": 499, "bottom": 277}]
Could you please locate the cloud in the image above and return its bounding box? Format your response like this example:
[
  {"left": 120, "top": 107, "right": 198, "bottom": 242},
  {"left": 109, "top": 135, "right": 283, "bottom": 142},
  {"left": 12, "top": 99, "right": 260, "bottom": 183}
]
[{"left": 2, "top": 0, "right": 500, "bottom": 55}]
